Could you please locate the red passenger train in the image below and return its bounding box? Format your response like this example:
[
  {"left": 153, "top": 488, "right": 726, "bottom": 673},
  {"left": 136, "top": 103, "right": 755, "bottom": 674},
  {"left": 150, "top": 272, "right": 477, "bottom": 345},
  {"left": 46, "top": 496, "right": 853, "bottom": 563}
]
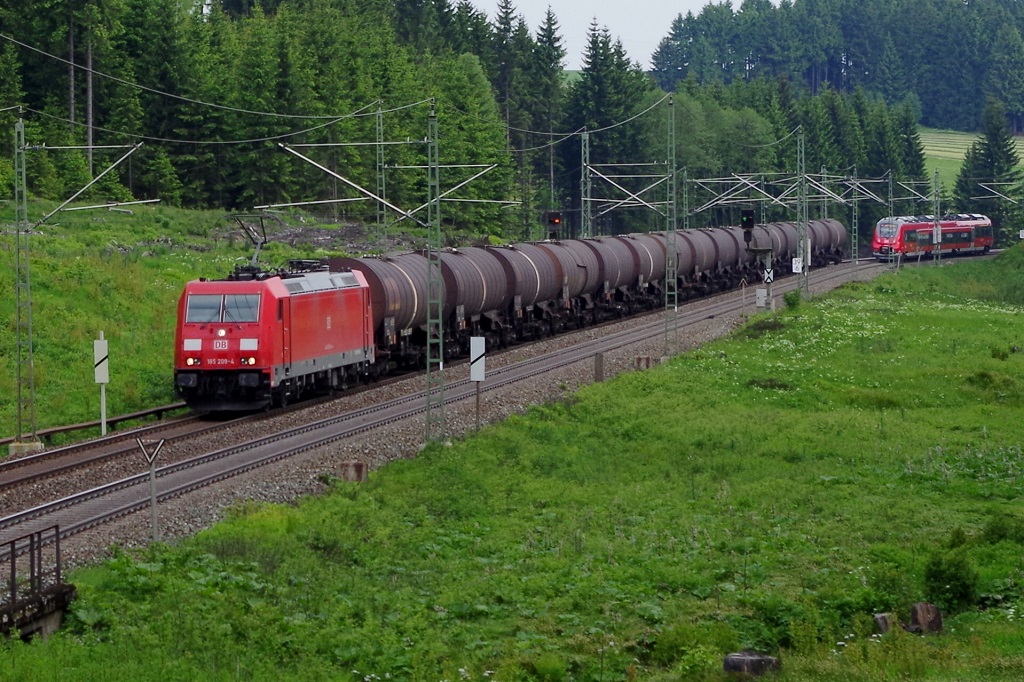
[
  {"left": 174, "top": 220, "right": 848, "bottom": 411},
  {"left": 871, "top": 214, "right": 993, "bottom": 260}
]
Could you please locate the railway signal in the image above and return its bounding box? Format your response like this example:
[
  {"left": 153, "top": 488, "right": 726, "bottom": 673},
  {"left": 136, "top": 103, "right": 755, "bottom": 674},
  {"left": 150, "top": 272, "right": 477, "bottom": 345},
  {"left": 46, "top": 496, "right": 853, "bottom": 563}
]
[
  {"left": 546, "top": 211, "right": 563, "bottom": 239},
  {"left": 741, "top": 208, "right": 755, "bottom": 245}
]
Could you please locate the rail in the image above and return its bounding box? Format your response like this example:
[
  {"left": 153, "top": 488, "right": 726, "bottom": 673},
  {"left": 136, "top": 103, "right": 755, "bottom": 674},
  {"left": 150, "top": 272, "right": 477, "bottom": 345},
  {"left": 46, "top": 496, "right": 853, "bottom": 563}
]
[{"left": 0, "top": 403, "right": 189, "bottom": 448}]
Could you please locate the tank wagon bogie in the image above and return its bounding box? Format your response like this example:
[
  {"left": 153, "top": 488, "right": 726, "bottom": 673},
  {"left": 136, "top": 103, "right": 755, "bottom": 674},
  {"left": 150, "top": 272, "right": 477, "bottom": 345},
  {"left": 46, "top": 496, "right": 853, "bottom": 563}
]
[{"left": 176, "top": 220, "right": 847, "bottom": 411}]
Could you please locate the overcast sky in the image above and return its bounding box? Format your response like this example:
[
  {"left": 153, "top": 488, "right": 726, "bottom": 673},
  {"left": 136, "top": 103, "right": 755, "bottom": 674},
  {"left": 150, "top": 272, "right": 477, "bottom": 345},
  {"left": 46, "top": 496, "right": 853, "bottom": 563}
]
[{"left": 467, "top": 1, "right": 719, "bottom": 70}]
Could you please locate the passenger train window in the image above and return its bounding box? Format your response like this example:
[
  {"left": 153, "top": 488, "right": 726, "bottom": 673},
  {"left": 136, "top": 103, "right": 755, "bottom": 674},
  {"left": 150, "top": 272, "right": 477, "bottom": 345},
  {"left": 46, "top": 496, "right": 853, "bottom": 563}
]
[
  {"left": 185, "top": 295, "right": 223, "bottom": 323},
  {"left": 224, "top": 294, "right": 260, "bottom": 322}
]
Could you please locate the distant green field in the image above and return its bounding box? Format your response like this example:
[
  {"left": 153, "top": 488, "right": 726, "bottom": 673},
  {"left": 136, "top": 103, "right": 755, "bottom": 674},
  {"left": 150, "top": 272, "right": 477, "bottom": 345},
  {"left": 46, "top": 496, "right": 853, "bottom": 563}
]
[{"left": 920, "top": 127, "right": 1024, "bottom": 189}]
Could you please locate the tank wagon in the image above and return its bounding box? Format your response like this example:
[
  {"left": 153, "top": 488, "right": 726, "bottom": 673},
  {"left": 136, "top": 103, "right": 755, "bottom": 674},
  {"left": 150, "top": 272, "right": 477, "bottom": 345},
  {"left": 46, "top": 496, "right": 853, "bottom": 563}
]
[{"left": 174, "top": 220, "right": 846, "bottom": 410}]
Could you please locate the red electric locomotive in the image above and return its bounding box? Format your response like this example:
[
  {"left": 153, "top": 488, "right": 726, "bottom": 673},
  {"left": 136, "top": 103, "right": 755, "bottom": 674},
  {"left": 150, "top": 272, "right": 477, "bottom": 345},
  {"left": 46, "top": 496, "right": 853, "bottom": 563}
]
[
  {"left": 174, "top": 261, "right": 375, "bottom": 411},
  {"left": 872, "top": 214, "right": 993, "bottom": 260}
]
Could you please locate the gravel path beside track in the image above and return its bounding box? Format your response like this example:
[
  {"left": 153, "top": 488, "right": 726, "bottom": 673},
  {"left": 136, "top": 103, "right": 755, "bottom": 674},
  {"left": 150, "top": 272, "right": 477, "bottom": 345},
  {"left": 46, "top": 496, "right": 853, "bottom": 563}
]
[{"left": 61, "top": 265, "right": 882, "bottom": 569}]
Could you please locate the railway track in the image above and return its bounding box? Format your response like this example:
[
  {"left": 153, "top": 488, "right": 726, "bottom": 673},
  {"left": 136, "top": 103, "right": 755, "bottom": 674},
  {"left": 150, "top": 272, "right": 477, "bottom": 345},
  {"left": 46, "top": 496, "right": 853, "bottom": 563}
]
[
  {"left": 0, "top": 261, "right": 883, "bottom": 551},
  {"left": 0, "top": 415, "right": 207, "bottom": 492}
]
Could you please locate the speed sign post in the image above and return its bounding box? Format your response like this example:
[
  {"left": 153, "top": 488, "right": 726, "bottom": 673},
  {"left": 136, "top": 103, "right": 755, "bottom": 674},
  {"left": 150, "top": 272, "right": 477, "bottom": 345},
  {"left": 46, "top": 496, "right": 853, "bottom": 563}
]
[
  {"left": 94, "top": 331, "right": 110, "bottom": 435},
  {"left": 470, "top": 337, "right": 485, "bottom": 431}
]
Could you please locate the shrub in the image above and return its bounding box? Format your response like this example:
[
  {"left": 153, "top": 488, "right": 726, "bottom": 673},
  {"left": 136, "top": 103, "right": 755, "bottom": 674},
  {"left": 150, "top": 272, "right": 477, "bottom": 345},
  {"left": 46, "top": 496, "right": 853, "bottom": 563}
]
[
  {"left": 923, "top": 548, "right": 979, "bottom": 614},
  {"left": 783, "top": 289, "right": 802, "bottom": 309},
  {"left": 530, "top": 653, "right": 567, "bottom": 682},
  {"left": 981, "top": 513, "right": 1024, "bottom": 544},
  {"left": 948, "top": 526, "right": 968, "bottom": 549}
]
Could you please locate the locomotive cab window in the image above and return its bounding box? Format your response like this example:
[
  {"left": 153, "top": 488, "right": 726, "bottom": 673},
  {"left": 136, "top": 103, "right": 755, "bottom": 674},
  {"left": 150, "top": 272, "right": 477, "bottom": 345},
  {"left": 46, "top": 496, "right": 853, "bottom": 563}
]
[
  {"left": 185, "top": 294, "right": 223, "bottom": 323},
  {"left": 185, "top": 294, "right": 260, "bottom": 323},
  {"left": 224, "top": 294, "right": 260, "bottom": 323}
]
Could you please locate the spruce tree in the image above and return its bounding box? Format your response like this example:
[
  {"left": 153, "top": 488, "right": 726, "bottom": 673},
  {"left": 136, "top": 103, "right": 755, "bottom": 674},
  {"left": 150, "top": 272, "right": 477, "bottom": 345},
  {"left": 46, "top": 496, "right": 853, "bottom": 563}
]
[
  {"left": 563, "top": 21, "right": 654, "bottom": 233},
  {"left": 955, "top": 97, "right": 1022, "bottom": 244},
  {"left": 892, "top": 101, "right": 927, "bottom": 181},
  {"left": 528, "top": 8, "right": 567, "bottom": 221}
]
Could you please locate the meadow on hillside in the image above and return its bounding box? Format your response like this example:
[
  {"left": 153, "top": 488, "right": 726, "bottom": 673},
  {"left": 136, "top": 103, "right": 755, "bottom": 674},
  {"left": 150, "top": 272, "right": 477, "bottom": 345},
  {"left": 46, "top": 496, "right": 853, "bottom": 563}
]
[{"left": 0, "top": 204, "right": 353, "bottom": 441}]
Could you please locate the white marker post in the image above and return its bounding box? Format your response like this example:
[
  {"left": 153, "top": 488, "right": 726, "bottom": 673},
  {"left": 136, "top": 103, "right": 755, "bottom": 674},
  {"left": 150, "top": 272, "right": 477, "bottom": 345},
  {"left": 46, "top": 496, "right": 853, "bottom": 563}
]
[
  {"left": 470, "top": 337, "right": 486, "bottom": 431},
  {"left": 137, "top": 438, "right": 165, "bottom": 542},
  {"left": 94, "top": 332, "right": 110, "bottom": 435}
]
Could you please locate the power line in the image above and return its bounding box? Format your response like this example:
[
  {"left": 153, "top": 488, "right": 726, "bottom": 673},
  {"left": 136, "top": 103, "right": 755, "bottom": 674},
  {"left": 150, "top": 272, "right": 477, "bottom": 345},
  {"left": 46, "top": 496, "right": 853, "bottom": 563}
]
[
  {"left": 1, "top": 33, "right": 431, "bottom": 121},
  {"left": 23, "top": 106, "right": 349, "bottom": 146}
]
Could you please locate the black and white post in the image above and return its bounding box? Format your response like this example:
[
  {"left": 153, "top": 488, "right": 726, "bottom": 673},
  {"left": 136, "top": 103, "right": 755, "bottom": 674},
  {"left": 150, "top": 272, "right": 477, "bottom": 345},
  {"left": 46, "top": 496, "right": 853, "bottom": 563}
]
[
  {"left": 94, "top": 332, "right": 109, "bottom": 435},
  {"left": 470, "top": 337, "right": 486, "bottom": 431}
]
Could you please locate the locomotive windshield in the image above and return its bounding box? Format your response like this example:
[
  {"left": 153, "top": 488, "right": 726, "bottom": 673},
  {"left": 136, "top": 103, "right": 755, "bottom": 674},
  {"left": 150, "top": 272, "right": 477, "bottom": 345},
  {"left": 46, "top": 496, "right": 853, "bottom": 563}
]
[
  {"left": 186, "top": 294, "right": 260, "bottom": 323},
  {"left": 185, "top": 294, "right": 222, "bottom": 323},
  {"left": 876, "top": 221, "right": 898, "bottom": 238},
  {"left": 224, "top": 294, "right": 260, "bottom": 322}
]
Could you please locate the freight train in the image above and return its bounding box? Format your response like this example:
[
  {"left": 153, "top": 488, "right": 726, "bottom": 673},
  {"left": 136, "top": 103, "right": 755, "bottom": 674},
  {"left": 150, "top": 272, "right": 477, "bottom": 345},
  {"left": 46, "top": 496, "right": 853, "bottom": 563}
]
[
  {"left": 871, "top": 214, "right": 993, "bottom": 260},
  {"left": 174, "top": 220, "right": 847, "bottom": 411}
]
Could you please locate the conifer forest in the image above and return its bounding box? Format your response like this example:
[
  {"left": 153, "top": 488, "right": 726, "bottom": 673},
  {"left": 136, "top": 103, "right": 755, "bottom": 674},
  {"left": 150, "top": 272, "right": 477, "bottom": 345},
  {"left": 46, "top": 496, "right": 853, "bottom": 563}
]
[{"left": 1, "top": 0, "right": 1023, "bottom": 242}]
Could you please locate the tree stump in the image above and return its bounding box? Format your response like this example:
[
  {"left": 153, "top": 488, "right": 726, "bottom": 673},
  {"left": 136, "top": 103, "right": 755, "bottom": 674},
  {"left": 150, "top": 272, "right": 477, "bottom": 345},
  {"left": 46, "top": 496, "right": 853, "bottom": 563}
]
[{"left": 339, "top": 460, "right": 367, "bottom": 482}]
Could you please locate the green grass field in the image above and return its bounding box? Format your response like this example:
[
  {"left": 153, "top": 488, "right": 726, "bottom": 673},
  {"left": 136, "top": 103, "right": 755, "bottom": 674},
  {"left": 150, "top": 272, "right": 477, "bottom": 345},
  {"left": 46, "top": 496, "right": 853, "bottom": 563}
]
[
  {"left": 7, "top": 249, "right": 1024, "bottom": 681},
  {"left": 920, "top": 127, "right": 1024, "bottom": 190}
]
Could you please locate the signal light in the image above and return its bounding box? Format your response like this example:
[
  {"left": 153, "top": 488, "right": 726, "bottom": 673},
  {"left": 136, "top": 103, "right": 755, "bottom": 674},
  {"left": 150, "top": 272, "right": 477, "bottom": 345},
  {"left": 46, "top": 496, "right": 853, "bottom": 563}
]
[
  {"left": 741, "top": 208, "right": 755, "bottom": 244},
  {"left": 545, "top": 211, "right": 563, "bottom": 240}
]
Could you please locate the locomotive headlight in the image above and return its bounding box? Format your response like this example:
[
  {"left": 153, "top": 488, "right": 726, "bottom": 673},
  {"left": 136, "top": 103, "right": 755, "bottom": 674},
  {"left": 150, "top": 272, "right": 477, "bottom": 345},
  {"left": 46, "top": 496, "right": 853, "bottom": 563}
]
[
  {"left": 217, "top": 329, "right": 227, "bottom": 337},
  {"left": 186, "top": 358, "right": 195, "bottom": 366},
  {"left": 248, "top": 357, "right": 256, "bottom": 365}
]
